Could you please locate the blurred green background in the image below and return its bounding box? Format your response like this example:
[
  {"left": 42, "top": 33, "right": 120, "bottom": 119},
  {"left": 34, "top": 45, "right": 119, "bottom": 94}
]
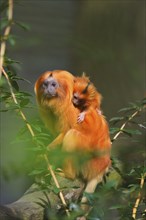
[{"left": 0, "top": 0, "right": 145, "bottom": 205}]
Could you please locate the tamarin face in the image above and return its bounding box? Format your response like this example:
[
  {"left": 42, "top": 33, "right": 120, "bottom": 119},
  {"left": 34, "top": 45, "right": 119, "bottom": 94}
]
[
  {"left": 35, "top": 70, "right": 75, "bottom": 108},
  {"left": 72, "top": 84, "right": 90, "bottom": 109},
  {"left": 72, "top": 76, "right": 98, "bottom": 111},
  {"left": 40, "top": 73, "right": 59, "bottom": 98}
]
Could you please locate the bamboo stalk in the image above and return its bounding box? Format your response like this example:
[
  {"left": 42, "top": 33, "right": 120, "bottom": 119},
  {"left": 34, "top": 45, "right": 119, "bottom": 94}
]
[
  {"left": 132, "top": 173, "right": 146, "bottom": 219},
  {"left": 0, "top": 0, "right": 13, "bottom": 78},
  {"left": 112, "top": 110, "right": 140, "bottom": 142}
]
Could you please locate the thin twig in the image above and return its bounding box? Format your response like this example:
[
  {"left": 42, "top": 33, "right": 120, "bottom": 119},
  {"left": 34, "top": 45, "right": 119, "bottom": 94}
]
[
  {"left": 44, "top": 155, "right": 70, "bottom": 217},
  {"left": 112, "top": 110, "right": 140, "bottom": 142},
  {"left": 132, "top": 173, "right": 146, "bottom": 219},
  {"left": 111, "top": 108, "right": 145, "bottom": 219},
  {"left": 1, "top": 66, "right": 70, "bottom": 217},
  {"left": 0, "top": 0, "right": 13, "bottom": 78},
  {"left": 2, "top": 67, "right": 35, "bottom": 137}
]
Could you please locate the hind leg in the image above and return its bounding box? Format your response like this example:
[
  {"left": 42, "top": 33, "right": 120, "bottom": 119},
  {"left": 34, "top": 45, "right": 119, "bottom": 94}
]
[{"left": 81, "top": 173, "right": 103, "bottom": 204}]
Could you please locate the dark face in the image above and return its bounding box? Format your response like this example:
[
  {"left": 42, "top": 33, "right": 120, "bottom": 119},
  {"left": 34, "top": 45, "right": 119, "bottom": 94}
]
[
  {"left": 72, "top": 92, "right": 86, "bottom": 110},
  {"left": 41, "top": 75, "right": 59, "bottom": 98},
  {"left": 72, "top": 82, "right": 91, "bottom": 111}
]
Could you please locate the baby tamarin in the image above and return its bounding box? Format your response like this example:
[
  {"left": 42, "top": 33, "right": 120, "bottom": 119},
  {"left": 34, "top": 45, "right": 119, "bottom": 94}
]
[
  {"left": 62, "top": 75, "right": 111, "bottom": 203},
  {"left": 34, "top": 70, "right": 79, "bottom": 148}
]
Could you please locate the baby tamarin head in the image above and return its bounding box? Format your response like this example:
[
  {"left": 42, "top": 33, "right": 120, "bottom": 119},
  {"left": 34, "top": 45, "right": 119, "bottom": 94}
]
[{"left": 72, "top": 75, "right": 102, "bottom": 111}]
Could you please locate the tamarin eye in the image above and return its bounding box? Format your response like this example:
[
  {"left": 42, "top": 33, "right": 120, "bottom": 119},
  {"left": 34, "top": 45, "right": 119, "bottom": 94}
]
[
  {"left": 42, "top": 80, "right": 49, "bottom": 88},
  {"left": 51, "top": 82, "right": 57, "bottom": 87}
]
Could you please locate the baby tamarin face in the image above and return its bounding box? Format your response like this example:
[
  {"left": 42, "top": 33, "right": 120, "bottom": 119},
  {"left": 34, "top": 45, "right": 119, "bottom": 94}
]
[{"left": 72, "top": 76, "right": 101, "bottom": 111}]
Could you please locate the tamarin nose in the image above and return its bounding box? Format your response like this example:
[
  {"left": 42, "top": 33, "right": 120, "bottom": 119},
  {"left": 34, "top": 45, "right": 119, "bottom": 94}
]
[
  {"left": 50, "top": 80, "right": 58, "bottom": 88},
  {"left": 73, "top": 93, "right": 78, "bottom": 100},
  {"left": 43, "top": 79, "right": 58, "bottom": 88}
]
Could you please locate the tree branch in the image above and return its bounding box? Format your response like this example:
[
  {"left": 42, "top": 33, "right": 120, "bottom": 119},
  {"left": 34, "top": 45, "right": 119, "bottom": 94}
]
[
  {"left": 0, "top": 177, "right": 84, "bottom": 220},
  {"left": 0, "top": 0, "right": 13, "bottom": 78},
  {"left": 112, "top": 110, "right": 140, "bottom": 142},
  {"left": 132, "top": 172, "right": 146, "bottom": 219}
]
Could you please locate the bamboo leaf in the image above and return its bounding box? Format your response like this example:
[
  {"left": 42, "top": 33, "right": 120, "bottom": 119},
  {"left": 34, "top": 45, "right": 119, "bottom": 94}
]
[
  {"left": 20, "top": 98, "right": 30, "bottom": 107},
  {"left": 122, "top": 129, "right": 142, "bottom": 136},
  {"left": 110, "top": 127, "right": 120, "bottom": 134},
  {"left": 15, "top": 21, "right": 30, "bottom": 31},
  {"left": 29, "top": 169, "right": 46, "bottom": 176},
  {"left": 110, "top": 117, "right": 124, "bottom": 124}
]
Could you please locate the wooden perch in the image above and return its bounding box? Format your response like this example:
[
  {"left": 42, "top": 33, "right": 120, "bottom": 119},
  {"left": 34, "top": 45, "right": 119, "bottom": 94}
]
[{"left": 0, "top": 176, "right": 84, "bottom": 220}]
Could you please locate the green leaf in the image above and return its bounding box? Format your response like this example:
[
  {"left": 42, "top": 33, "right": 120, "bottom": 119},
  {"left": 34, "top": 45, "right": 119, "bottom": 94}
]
[
  {"left": 26, "top": 147, "right": 44, "bottom": 152},
  {"left": 103, "top": 179, "right": 119, "bottom": 190},
  {"left": 0, "top": 18, "right": 9, "bottom": 30},
  {"left": 15, "top": 92, "right": 32, "bottom": 99},
  {"left": 0, "top": 92, "right": 11, "bottom": 101},
  {"left": 31, "top": 124, "right": 42, "bottom": 132},
  {"left": 11, "top": 80, "right": 19, "bottom": 91},
  {"left": 122, "top": 184, "right": 139, "bottom": 194},
  {"left": 4, "top": 57, "right": 21, "bottom": 65},
  {"left": 110, "top": 127, "right": 120, "bottom": 134},
  {"left": 29, "top": 169, "right": 46, "bottom": 176},
  {"left": 118, "top": 106, "right": 136, "bottom": 113},
  {"left": 142, "top": 97, "right": 146, "bottom": 105},
  {"left": 0, "top": 109, "right": 9, "bottom": 112},
  {"left": 7, "top": 35, "right": 16, "bottom": 46},
  {"left": 110, "top": 117, "right": 124, "bottom": 124},
  {"left": 0, "top": 1, "right": 8, "bottom": 12},
  {"left": 15, "top": 21, "right": 30, "bottom": 31},
  {"left": 11, "top": 76, "right": 31, "bottom": 84},
  {"left": 52, "top": 186, "right": 60, "bottom": 194},
  {"left": 34, "top": 133, "right": 51, "bottom": 141},
  {"left": 109, "top": 204, "right": 125, "bottom": 210},
  {"left": 122, "top": 129, "right": 142, "bottom": 136},
  {"left": 20, "top": 98, "right": 30, "bottom": 107}
]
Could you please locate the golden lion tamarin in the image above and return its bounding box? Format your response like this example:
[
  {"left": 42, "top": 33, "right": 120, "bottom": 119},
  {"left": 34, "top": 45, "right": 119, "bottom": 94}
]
[
  {"left": 35, "top": 71, "right": 111, "bottom": 205},
  {"left": 34, "top": 70, "right": 79, "bottom": 148},
  {"left": 62, "top": 75, "right": 111, "bottom": 203}
]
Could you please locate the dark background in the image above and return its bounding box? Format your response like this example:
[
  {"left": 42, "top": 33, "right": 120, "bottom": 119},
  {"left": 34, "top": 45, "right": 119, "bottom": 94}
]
[{"left": 0, "top": 0, "right": 145, "bottom": 204}]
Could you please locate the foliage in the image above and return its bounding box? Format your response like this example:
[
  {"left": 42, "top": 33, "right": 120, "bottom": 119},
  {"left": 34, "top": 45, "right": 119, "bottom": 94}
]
[{"left": 0, "top": 1, "right": 145, "bottom": 220}]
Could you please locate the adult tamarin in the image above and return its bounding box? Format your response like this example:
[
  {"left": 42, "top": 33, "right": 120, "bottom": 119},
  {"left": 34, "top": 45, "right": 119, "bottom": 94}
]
[
  {"left": 62, "top": 75, "right": 111, "bottom": 203},
  {"left": 34, "top": 70, "right": 79, "bottom": 148},
  {"left": 35, "top": 71, "right": 111, "bottom": 203}
]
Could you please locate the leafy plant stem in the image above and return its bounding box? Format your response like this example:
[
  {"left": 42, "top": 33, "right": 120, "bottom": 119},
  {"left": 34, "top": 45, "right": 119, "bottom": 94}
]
[
  {"left": 1, "top": 67, "right": 35, "bottom": 137},
  {"left": 132, "top": 172, "right": 146, "bottom": 219},
  {"left": 44, "top": 154, "right": 70, "bottom": 217},
  {"left": 111, "top": 107, "right": 145, "bottom": 219},
  {"left": 0, "top": 0, "right": 13, "bottom": 78},
  {"left": 1, "top": 66, "right": 70, "bottom": 217},
  {"left": 112, "top": 110, "right": 141, "bottom": 142}
]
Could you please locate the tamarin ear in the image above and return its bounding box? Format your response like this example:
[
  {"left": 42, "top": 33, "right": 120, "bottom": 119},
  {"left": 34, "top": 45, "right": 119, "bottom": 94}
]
[
  {"left": 82, "top": 72, "right": 86, "bottom": 77},
  {"left": 82, "top": 72, "right": 90, "bottom": 82}
]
